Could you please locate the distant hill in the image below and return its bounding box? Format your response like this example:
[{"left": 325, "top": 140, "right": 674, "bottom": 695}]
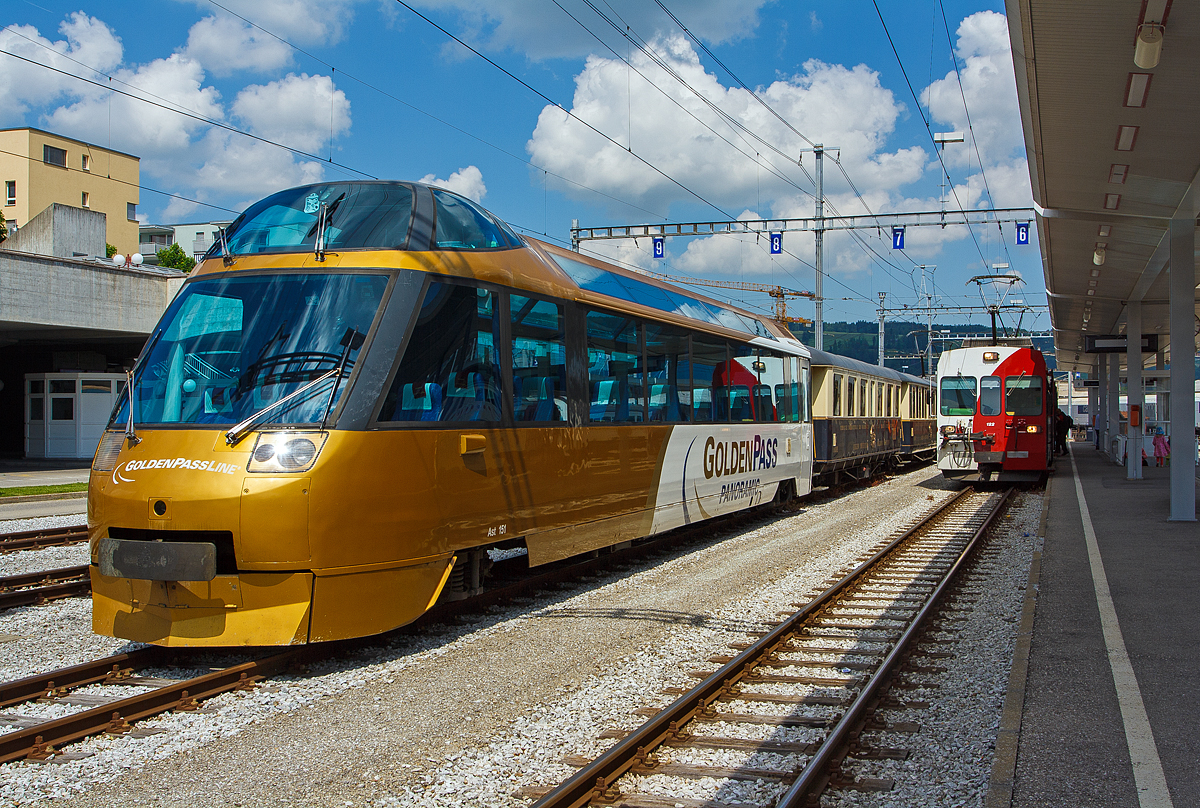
[{"left": 785, "top": 320, "right": 1056, "bottom": 373}]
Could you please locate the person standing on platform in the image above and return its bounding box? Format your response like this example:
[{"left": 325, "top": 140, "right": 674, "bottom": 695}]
[
  {"left": 1054, "top": 408, "right": 1073, "bottom": 456},
  {"left": 1152, "top": 428, "right": 1170, "bottom": 467}
]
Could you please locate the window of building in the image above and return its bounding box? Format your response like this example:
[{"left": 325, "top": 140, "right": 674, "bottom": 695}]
[
  {"left": 380, "top": 282, "right": 503, "bottom": 423},
  {"left": 43, "top": 145, "right": 67, "bottom": 167},
  {"left": 940, "top": 376, "right": 978, "bottom": 416},
  {"left": 127, "top": 203, "right": 137, "bottom": 221},
  {"left": 29, "top": 397, "right": 43, "bottom": 421},
  {"left": 511, "top": 295, "right": 566, "bottom": 422},
  {"left": 81, "top": 192, "right": 89, "bottom": 208},
  {"left": 586, "top": 309, "right": 643, "bottom": 423},
  {"left": 81, "top": 154, "right": 90, "bottom": 171},
  {"left": 4, "top": 181, "right": 14, "bottom": 206},
  {"left": 832, "top": 373, "right": 843, "bottom": 417}
]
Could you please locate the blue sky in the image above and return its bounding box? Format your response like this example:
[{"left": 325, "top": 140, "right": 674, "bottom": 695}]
[{"left": 1, "top": 0, "right": 1044, "bottom": 330}]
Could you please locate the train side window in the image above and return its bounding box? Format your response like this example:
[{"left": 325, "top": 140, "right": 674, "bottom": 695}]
[
  {"left": 1005, "top": 375, "right": 1043, "bottom": 416},
  {"left": 691, "top": 333, "right": 726, "bottom": 422},
  {"left": 644, "top": 322, "right": 690, "bottom": 422},
  {"left": 832, "top": 373, "right": 843, "bottom": 417},
  {"left": 511, "top": 295, "right": 566, "bottom": 422},
  {"left": 381, "top": 282, "right": 503, "bottom": 423},
  {"left": 940, "top": 376, "right": 977, "bottom": 416},
  {"left": 859, "top": 379, "right": 868, "bottom": 416},
  {"left": 876, "top": 383, "right": 884, "bottom": 417},
  {"left": 980, "top": 376, "right": 1002, "bottom": 416},
  {"left": 586, "top": 310, "right": 643, "bottom": 423},
  {"left": 801, "top": 364, "right": 811, "bottom": 422}
]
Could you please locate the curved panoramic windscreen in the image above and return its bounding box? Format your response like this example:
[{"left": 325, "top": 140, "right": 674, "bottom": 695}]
[
  {"left": 432, "top": 189, "right": 521, "bottom": 250},
  {"left": 110, "top": 273, "right": 389, "bottom": 427},
  {"left": 214, "top": 183, "right": 415, "bottom": 256}
]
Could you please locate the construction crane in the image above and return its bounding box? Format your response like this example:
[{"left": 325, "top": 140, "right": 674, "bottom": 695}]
[{"left": 631, "top": 270, "right": 814, "bottom": 325}]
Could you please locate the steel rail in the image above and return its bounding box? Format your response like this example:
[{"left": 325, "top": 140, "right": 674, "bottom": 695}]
[
  {"left": 0, "top": 565, "right": 91, "bottom": 609},
  {"left": 0, "top": 524, "right": 88, "bottom": 553},
  {"left": 777, "top": 486, "right": 1013, "bottom": 805},
  {"left": 530, "top": 486, "right": 999, "bottom": 808},
  {"left": 0, "top": 650, "right": 303, "bottom": 764},
  {"left": 0, "top": 647, "right": 170, "bottom": 710}
]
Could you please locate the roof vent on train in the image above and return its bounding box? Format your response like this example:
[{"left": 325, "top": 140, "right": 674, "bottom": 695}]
[{"left": 204, "top": 181, "right": 524, "bottom": 259}]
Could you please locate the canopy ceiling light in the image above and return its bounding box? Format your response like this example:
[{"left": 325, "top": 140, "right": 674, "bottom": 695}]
[
  {"left": 1094, "top": 247, "right": 1107, "bottom": 265},
  {"left": 1134, "top": 24, "right": 1164, "bottom": 69}
]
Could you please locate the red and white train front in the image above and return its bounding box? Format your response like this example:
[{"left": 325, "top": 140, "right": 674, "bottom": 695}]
[{"left": 936, "top": 345, "right": 1054, "bottom": 482}]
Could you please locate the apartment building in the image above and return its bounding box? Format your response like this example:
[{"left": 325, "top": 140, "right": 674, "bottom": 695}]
[{"left": 1, "top": 128, "right": 140, "bottom": 254}]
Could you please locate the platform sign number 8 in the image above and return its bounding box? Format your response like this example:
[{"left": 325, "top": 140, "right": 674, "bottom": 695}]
[
  {"left": 652, "top": 237, "right": 665, "bottom": 259},
  {"left": 769, "top": 233, "right": 783, "bottom": 255}
]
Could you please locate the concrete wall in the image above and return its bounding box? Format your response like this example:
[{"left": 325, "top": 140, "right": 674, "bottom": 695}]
[
  {"left": 0, "top": 203, "right": 106, "bottom": 259},
  {"left": 0, "top": 250, "right": 184, "bottom": 336}
]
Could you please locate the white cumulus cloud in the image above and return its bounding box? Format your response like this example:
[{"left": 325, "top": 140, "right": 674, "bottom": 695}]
[
  {"left": 419, "top": 166, "right": 487, "bottom": 202},
  {"left": 232, "top": 73, "right": 351, "bottom": 154},
  {"left": 184, "top": 15, "right": 294, "bottom": 76},
  {"left": 0, "top": 14, "right": 123, "bottom": 124}
]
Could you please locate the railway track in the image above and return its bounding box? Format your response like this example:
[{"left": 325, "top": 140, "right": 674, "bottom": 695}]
[
  {"left": 527, "top": 485, "right": 1012, "bottom": 808},
  {"left": 0, "top": 565, "right": 90, "bottom": 610},
  {"left": 0, "top": 524, "right": 88, "bottom": 554}
]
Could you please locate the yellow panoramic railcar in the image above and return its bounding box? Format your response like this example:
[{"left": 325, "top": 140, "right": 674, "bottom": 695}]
[
  {"left": 807, "top": 348, "right": 934, "bottom": 483},
  {"left": 88, "top": 181, "right": 815, "bottom": 646}
]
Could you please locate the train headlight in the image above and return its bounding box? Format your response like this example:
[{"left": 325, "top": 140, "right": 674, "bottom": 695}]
[
  {"left": 247, "top": 431, "right": 328, "bottom": 473},
  {"left": 1025, "top": 425, "right": 1041, "bottom": 433},
  {"left": 940, "top": 425, "right": 958, "bottom": 436},
  {"left": 983, "top": 351, "right": 1000, "bottom": 362}
]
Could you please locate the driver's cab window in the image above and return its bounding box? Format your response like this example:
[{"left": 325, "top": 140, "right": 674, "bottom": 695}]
[{"left": 381, "top": 281, "right": 502, "bottom": 422}]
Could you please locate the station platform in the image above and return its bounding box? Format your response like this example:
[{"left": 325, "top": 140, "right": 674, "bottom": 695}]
[{"left": 1001, "top": 441, "right": 1198, "bottom": 808}]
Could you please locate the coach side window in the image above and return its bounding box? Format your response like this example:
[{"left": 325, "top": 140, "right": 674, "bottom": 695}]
[
  {"left": 691, "top": 334, "right": 726, "bottom": 422},
  {"left": 586, "top": 310, "right": 642, "bottom": 422},
  {"left": 645, "top": 323, "right": 689, "bottom": 422},
  {"left": 940, "top": 376, "right": 977, "bottom": 417},
  {"left": 511, "top": 295, "right": 566, "bottom": 422},
  {"left": 381, "top": 282, "right": 502, "bottom": 422},
  {"left": 832, "top": 373, "right": 843, "bottom": 417}
]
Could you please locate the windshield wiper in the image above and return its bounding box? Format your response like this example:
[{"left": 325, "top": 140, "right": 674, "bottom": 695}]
[
  {"left": 224, "top": 367, "right": 342, "bottom": 446},
  {"left": 123, "top": 328, "right": 162, "bottom": 447},
  {"left": 321, "top": 328, "right": 365, "bottom": 428},
  {"left": 311, "top": 193, "right": 345, "bottom": 262}
]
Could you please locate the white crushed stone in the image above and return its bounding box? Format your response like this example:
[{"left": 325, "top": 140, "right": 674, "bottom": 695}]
[
  {"left": 0, "top": 467, "right": 976, "bottom": 808},
  {"left": 0, "top": 544, "right": 90, "bottom": 578},
  {"left": 0, "top": 514, "right": 85, "bottom": 535}
]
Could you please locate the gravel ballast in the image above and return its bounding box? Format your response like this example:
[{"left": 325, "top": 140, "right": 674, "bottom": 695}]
[{"left": 0, "top": 467, "right": 1040, "bottom": 808}]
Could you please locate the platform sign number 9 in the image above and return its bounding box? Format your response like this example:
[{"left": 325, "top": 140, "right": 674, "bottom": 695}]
[
  {"left": 652, "top": 237, "right": 665, "bottom": 259},
  {"left": 769, "top": 233, "right": 783, "bottom": 255}
]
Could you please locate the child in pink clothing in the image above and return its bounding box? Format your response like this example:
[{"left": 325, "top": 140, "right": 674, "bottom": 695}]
[{"left": 1152, "top": 431, "right": 1170, "bottom": 467}]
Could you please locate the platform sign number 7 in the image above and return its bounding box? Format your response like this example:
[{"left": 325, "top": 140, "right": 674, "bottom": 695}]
[
  {"left": 652, "top": 237, "right": 665, "bottom": 259},
  {"left": 769, "top": 233, "right": 783, "bottom": 255},
  {"left": 892, "top": 227, "right": 905, "bottom": 250}
]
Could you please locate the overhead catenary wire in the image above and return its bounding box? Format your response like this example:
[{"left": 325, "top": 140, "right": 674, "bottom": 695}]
[{"left": 392, "top": 0, "right": 738, "bottom": 222}]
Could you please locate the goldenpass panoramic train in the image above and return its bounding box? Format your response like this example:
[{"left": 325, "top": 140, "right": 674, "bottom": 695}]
[
  {"left": 935, "top": 339, "right": 1055, "bottom": 482},
  {"left": 87, "top": 181, "right": 932, "bottom": 647}
]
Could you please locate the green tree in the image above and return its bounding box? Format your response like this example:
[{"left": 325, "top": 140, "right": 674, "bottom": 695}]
[
  {"left": 0, "top": 218, "right": 7, "bottom": 242},
  {"left": 106, "top": 243, "right": 117, "bottom": 258},
  {"left": 157, "top": 242, "right": 196, "bottom": 272}
]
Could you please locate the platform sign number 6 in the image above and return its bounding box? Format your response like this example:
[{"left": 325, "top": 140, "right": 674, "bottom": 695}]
[
  {"left": 769, "top": 233, "right": 783, "bottom": 255},
  {"left": 652, "top": 236, "right": 665, "bottom": 259},
  {"left": 1016, "top": 222, "right": 1030, "bottom": 245}
]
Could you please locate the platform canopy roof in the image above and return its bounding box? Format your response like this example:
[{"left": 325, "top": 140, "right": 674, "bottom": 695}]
[{"left": 1006, "top": 0, "right": 1200, "bottom": 373}]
